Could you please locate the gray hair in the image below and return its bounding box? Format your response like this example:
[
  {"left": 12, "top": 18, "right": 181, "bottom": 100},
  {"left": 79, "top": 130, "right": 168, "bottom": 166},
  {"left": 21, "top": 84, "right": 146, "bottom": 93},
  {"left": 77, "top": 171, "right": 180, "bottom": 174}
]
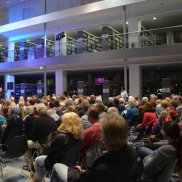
[
  {"left": 65, "top": 99, "right": 74, "bottom": 108},
  {"left": 36, "top": 103, "right": 47, "bottom": 116},
  {"left": 100, "top": 113, "right": 128, "bottom": 148}
]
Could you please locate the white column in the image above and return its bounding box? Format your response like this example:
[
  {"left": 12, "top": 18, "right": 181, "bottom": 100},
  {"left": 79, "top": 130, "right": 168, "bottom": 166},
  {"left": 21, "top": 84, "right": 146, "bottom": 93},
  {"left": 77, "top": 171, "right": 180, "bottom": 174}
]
[
  {"left": 4, "top": 75, "right": 15, "bottom": 100},
  {"left": 129, "top": 64, "right": 141, "bottom": 98},
  {"left": 128, "top": 18, "right": 141, "bottom": 48},
  {"left": 55, "top": 71, "right": 67, "bottom": 96},
  {"left": 5, "top": 41, "right": 14, "bottom": 62}
]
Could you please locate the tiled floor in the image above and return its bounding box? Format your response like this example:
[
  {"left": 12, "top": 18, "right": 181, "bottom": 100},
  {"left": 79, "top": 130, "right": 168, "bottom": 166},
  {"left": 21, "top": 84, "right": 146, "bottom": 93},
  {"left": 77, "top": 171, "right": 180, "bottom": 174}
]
[{"left": 0, "top": 156, "right": 32, "bottom": 182}]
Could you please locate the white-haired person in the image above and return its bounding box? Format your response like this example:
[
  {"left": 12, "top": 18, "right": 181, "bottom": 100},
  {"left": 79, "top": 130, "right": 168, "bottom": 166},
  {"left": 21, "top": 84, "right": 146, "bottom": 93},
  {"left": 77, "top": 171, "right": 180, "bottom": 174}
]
[
  {"left": 122, "top": 96, "right": 139, "bottom": 123},
  {"left": 50, "top": 113, "right": 143, "bottom": 182},
  {"left": 24, "top": 103, "right": 57, "bottom": 170},
  {"left": 30, "top": 112, "right": 82, "bottom": 182}
]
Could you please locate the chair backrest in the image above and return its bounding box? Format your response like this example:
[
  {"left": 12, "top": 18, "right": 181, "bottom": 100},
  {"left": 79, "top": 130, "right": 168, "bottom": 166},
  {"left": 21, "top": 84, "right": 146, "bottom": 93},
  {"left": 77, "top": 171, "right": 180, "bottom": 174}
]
[
  {"left": 134, "top": 125, "right": 146, "bottom": 142},
  {"left": 4, "top": 126, "right": 23, "bottom": 145},
  {"left": 128, "top": 115, "right": 138, "bottom": 128},
  {"left": 4, "top": 135, "right": 28, "bottom": 159},
  {"left": 145, "top": 121, "right": 154, "bottom": 136},
  {"left": 61, "top": 144, "right": 81, "bottom": 167},
  {"left": 156, "top": 159, "right": 178, "bottom": 182}
]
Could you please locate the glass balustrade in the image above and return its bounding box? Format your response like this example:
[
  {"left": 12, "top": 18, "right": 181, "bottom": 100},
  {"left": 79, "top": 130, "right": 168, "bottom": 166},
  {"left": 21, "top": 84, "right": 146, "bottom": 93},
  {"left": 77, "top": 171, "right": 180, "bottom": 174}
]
[{"left": 0, "top": 25, "right": 182, "bottom": 63}]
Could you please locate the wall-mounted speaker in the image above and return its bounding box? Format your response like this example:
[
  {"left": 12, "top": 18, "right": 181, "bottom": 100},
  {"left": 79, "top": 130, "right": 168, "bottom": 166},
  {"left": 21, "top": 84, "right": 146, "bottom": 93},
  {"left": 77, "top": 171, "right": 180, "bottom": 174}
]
[{"left": 7, "top": 82, "right": 13, "bottom": 90}]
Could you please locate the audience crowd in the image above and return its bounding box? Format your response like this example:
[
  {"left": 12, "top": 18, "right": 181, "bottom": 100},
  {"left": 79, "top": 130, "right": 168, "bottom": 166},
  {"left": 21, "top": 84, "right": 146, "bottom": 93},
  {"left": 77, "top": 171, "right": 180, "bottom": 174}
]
[{"left": 0, "top": 90, "right": 182, "bottom": 182}]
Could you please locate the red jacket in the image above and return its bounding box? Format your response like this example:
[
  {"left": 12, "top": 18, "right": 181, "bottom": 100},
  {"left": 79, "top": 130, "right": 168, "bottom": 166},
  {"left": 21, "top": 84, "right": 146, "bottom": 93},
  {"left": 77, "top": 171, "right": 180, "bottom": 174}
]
[{"left": 138, "top": 112, "right": 157, "bottom": 128}]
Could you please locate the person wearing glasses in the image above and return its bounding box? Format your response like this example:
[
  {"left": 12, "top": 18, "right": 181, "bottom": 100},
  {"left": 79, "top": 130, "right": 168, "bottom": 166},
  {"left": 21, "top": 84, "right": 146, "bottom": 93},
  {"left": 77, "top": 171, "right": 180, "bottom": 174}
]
[
  {"left": 138, "top": 121, "right": 182, "bottom": 181},
  {"left": 50, "top": 113, "right": 143, "bottom": 182}
]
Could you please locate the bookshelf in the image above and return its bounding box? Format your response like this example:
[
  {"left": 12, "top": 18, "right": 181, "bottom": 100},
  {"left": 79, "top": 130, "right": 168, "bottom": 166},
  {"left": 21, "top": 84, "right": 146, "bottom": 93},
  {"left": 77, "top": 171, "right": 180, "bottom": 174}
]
[
  {"left": 0, "top": 46, "right": 5, "bottom": 62},
  {"left": 77, "top": 31, "right": 101, "bottom": 54},
  {"left": 67, "top": 37, "right": 77, "bottom": 55},
  {"left": 14, "top": 44, "right": 20, "bottom": 61},
  {"left": 102, "top": 26, "right": 124, "bottom": 51}
]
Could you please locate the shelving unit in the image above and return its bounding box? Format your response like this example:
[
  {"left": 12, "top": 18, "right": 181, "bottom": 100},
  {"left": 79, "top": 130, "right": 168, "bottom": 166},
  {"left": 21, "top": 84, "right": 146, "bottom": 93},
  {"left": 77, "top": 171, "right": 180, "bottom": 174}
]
[
  {"left": 102, "top": 26, "right": 124, "bottom": 51},
  {"left": 109, "top": 82, "right": 123, "bottom": 97},
  {"left": 77, "top": 31, "right": 101, "bottom": 54},
  {"left": 15, "top": 83, "right": 42, "bottom": 102},
  {"left": 0, "top": 46, "right": 5, "bottom": 62},
  {"left": 67, "top": 37, "right": 77, "bottom": 55},
  {"left": 14, "top": 44, "right": 20, "bottom": 61}
]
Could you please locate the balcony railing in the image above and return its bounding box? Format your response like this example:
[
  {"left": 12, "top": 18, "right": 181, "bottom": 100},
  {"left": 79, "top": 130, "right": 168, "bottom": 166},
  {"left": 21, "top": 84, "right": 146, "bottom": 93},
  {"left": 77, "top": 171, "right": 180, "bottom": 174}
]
[{"left": 0, "top": 25, "right": 182, "bottom": 63}]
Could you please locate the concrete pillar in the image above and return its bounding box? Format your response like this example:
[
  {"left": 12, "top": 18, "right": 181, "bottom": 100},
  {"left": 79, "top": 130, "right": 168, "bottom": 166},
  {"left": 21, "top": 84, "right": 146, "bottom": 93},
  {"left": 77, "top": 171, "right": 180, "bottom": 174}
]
[
  {"left": 167, "top": 30, "right": 173, "bottom": 45},
  {"left": 128, "top": 18, "right": 141, "bottom": 48},
  {"left": 55, "top": 71, "right": 67, "bottom": 96},
  {"left": 4, "top": 75, "right": 15, "bottom": 99},
  {"left": 129, "top": 64, "right": 141, "bottom": 97},
  {"left": 5, "top": 41, "right": 15, "bottom": 62}
]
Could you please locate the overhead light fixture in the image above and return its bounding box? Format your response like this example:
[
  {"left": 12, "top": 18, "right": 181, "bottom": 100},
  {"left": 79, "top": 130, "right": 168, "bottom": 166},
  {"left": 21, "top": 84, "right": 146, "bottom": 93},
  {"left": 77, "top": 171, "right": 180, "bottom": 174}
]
[
  {"left": 26, "top": 39, "right": 29, "bottom": 41},
  {"left": 40, "top": 67, "right": 43, "bottom": 70},
  {"left": 126, "top": 22, "right": 128, "bottom": 24},
  {"left": 6, "top": 1, "right": 11, "bottom": 3},
  {"left": 0, "top": 45, "right": 2, "bottom": 46},
  {"left": 153, "top": 17, "right": 156, "bottom": 20}
]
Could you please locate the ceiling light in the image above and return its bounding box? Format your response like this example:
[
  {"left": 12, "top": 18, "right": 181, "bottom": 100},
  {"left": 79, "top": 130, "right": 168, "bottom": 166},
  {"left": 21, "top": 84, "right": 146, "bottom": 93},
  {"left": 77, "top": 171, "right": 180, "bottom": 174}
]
[
  {"left": 26, "top": 39, "right": 29, "bottom": 41},
  {"left": 6, "top": 1, "right": 11, "bottom": 3},
  {"left": 126, "top": 22, "right": 128, "bottom": 24},
  {"left": 40, "top": 67, "right": 43, "bottom": 70},
  {"left": 0, "top": 45, "right": 2, "bottom": 46},
  {"left": 153, "top": 17, "right": 156, "bottom": 20}
]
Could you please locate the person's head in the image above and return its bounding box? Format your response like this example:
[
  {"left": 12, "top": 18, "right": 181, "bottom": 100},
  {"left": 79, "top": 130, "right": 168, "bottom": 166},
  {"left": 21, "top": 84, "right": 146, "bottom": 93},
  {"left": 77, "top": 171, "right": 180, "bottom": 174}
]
[
  {"left": 8, "top": 106, "right": 20, "bottom": 121},
  {"left": 88, "top": 106, "right": 99, "bottom": 124},
  {"left": 159, "top": 110, "right": 170, "bottom": 119},
  {"left": 25, "top": 106, "right": 34, "bottom": 116},
  {"left": 108, "top": 97, "right": 113, "bottom": 103},
  {"left": 65, "top": 99, "right": 74, "bottom": 108},
  {"left": 170, "top": 100, "right": 178, "bottom": 109},
  {"left": 62, "top": 112, "right": 82, "bottom": 139},
  {"left": 128, "top": 96, "right": 137, "bottom": 108},
  {"left": 54, "top": 100, "right": 60, "bottom": 107},
  {"left": 90, "top": 95, "right": 95, "bottom": 100},
  {"left": 49, "top": 101, "right": 55, "bottom": 109},
  {"left": 81, "top": 100, "right": 90, "bottom": 113},
  {"left": 36, "top": 103, "right": 47, "bottom": 116},
  {"left": 119, "top": 98, "right": 125, "bottom": 105},
  {"left": 121, "top": 87, "right": 125, "bottom": 91},
  {"left": 2, "top": 106, "right": 9, "bottom": 118},
  {"left": 113, "top": 98, "right": 119, "bottom": 106},
  {"left": 150, "top": 94, "right": 158, "bottom": 101},
  {"left": 156, "top": 99, "right": 161, "bottom": 105},
  {"left": 149, "top": 99, "right": 156, "bottom": 108},
  {"left": 141, "top": 97, "right": 149, "bottom": 106},
  {"left": 10, "top": 97, "right": 15, "bottom": 102},
  {"left": 96, "top": 103, "right": 105, "bottom": 114},
  {"left": 162, "top": 121, "right": 181, "bottom": 142},
  {"left": 107, "top": 107, "right": 119, "bottom": 114},
  {"left": 172, "top": 95, "right": 178, "bottom": 101},
  {"left": 144, "top": 102, "right": 154, "bottom": 112},
  {"left": 29, "top": 98, "right": 37, "bottom": 105},
  {"left": 161, "top": 100, "right": 169, "bottom": 109},
  {"left": 165, "top": 97, "right": 171, "bottom": 102},
  {"left": 6, "top": 99, "right": 11, "bottom": 106},
  {"left": 177, "top": 96, "right": 182, "bottom": 106},
  {"left": 0, "top": 87, "right": 2, "bottom": 92},
  {"left": 100, "top": 113, "right": 128, "bottom": 151},
  {"left": 66, "top": 105, "right": 78, "bottom": 114},
  {"left": 95, "top": 97, "right": 102, "bottom": 104}
]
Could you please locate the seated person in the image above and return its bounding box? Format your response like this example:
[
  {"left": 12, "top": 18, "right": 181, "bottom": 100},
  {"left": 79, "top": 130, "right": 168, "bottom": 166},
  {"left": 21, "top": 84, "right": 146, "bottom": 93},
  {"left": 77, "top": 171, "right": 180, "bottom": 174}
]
[
  {"left": 1, "top": 106, "right": 23, "bottom": 147},
  {"left": 30, "top": 112, "right": 82, "bottom": 182},
  {"left": 50, "top": 112, "right": 143, "bottom": 182},
  {"left": 25, "top": 103, "right": 57, "bottom": 169},
  {"left": 135, "top": 102, "right": 157, "bottom": 132},
  {"left": 138, "top": 121, "right": 182, "bottom": 181},
  {"left": 122, "top": 96, "right": 139, "bottom": 123},
  {"left": 79, "top": 106, "right": 102, "bottom": 160}
]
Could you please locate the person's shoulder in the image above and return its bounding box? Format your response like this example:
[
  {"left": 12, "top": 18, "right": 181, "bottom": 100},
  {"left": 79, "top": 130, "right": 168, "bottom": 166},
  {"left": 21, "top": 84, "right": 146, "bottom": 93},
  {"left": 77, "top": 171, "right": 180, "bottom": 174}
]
[{"left": 158, "top": 144, "right": 177, "bottom": 156}]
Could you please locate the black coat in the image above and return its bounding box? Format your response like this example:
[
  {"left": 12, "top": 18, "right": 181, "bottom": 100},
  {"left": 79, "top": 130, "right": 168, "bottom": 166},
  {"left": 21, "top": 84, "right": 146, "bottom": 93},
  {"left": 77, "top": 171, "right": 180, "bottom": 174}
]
[
  {"left": 44, "top": 130, "right": 81, "bottom": 171},
  {"left": 68, "top": 145, "right": 143, "bottom": 182}
]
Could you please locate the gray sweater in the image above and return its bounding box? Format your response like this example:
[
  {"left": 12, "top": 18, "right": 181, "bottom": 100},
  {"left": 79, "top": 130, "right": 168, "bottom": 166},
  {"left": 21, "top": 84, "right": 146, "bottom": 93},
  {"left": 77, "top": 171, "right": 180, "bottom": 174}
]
[{"left": 143, "top": 144, "right": 177, "bottom": 180}]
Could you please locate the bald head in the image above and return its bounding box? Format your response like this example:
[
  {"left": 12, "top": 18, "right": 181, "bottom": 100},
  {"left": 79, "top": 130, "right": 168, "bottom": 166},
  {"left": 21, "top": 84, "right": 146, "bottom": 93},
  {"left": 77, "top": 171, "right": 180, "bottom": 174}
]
[{"left": 107, "top": 107, "right": 119, "bottom": 114}]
